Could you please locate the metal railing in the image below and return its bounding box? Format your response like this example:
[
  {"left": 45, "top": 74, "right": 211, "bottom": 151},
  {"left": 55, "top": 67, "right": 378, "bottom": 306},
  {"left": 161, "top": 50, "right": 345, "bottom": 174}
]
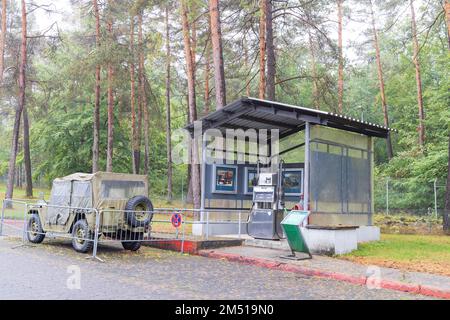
[
  {"left": 146, "top": 207, "right": 250, "bottom": 240},
  {"left": 0, "top": 200, "right": 189, "bottom": 262},
  {"left": 1, "top": 200, "right": 99, "bottom": 253}
]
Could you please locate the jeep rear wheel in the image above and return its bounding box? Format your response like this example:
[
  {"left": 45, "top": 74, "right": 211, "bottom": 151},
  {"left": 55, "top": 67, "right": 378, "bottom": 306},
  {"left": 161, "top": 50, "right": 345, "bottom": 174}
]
[
  {"left": 121, "top": 232, "right": 143, "bottom": 251},
  {"left": 27, "top": 214, "right": 45, "bottom": 244},
  {"left": 122, "top": 241, "right": 141, "bottom": 251},
  {"left": 71, "top": 219, "right": 93, "bottom": 253},
  {"left": 124, "top": 196, "right": 153, "bottom": 228}
]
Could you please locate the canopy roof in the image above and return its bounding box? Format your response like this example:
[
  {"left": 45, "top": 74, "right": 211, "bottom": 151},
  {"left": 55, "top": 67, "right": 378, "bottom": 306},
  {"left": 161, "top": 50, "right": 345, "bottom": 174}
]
[{"left": 185, "top": 97, "right": 396, "bottom": 139}]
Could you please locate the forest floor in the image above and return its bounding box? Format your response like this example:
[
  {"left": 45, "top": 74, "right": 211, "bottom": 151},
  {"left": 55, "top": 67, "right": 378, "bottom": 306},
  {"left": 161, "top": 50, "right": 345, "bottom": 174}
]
[{"left": 374, "top": 214, "right": 444, "bottom": 235}]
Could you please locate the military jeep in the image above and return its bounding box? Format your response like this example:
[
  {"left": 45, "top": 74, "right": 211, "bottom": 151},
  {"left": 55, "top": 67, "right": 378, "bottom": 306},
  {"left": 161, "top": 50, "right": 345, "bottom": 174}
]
[{"left": 26, "top": 172, "right": 153, "bottom": 253}]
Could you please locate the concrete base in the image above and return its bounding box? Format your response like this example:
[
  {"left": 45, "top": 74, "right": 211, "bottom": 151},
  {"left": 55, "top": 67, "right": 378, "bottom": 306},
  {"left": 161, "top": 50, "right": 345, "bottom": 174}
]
[
  {"left": 192, "top": 223, "right": 203, "bottom": 236},
  {"left": 356, "top": 226, "right": 380, "bottom": 243},
  {"left": 192, "top": 222, "right": 247, "bottom": 237},
  {"left": 244, "top": 228, "right": 358, "bottom": 255},
  {"left": 301, "top": 227, "right": 358, "bottom": 255},
  {"left": 244, "top": 238, "right": 290, "bottom": 251},
  {"left": 196, "top": 223, "right": 380, "bottom": 256},
  {"left": 143, "top": 237, "right": 244, "bottom": 254}
]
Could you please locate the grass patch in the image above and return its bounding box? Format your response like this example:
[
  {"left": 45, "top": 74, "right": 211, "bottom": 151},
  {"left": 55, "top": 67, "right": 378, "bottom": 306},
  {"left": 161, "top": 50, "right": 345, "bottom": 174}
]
[
  {"left": 0, "top": 183, "right": 49, "bottom": 220},
  {"left": 151, "top": 213, "right": 193, "bottom": 235},
  {"left": 340, "top": 234, "right": 450, "bottom": 276},
  {"left": 2, "top": 207, "right": 28, "bottom": 220},
  {"left": 0, "top": 183, "right": 51, "bottom": 201}
]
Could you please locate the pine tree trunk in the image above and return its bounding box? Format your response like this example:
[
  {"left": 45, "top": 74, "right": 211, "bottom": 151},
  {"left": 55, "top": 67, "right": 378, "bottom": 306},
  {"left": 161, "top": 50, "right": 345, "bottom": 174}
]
[
  {"left": 136, "top": 15, "right": 143, "bottom": 175},
  {"left": 337, "top": 0, "right": 344, "bottom": 113},
  {"left": 186, "top": 97, "right": 193, "bottom": 205},
  {"left": 258, "top": 0, "right": 266, "bottom": 100},
  {"left": 186, "top": 163, "right": 193, "bottom": 203},
  {"left": 136, "top": 97, "right": 142, "bottom": 174},
  {"left": 369, "top": 0, "right": 393, "bottom": 159},
  {"left": 16, "top": 162, "right": 21, "bottom": 188},
  {"left": 15, "top": 141, "right": 21, "bottom": 188},
  {"left": 410, "top": 0, "right": 425, "bottom": 149},
  {"left": 191, "top": 19, "right": 197, "bottom": 70},
  {"left": 0, "top": 0, "right": 6, "bottom": 85},
  {"left": 443, "top": 0, "right": 450, "bottom": 233},
  {"left": 92, "top": 0, "right": 100, "bottom": 173},
  {"left": 204, "top": 15, "right": 212, "bottom": 115},
  {"left": 130, "top": 16, "right": 138, "bottom": 174},
  {"left": 142, "top": 87, "right": 149, "bottom": 176},
  {"left": 209, "top": 0, "right": 226, "bottom": 109},
  {"left": 446, "top": 0, "right": 450, "bottom": 50},
  {"left": 204, "top": 45, "right": 211, "bottom": 115},
  {"left": 138, "top": 13, "right": 149, "bottom": 176},
  {"left": 106, "top": 8, "right": 114, "bottom": 172},
  {"left": 165, "top": 6, "right": 173, "bottom": 201},
  {"left": 140, "top": 33, "right": 149, "bottom": 175},
  {"left": 308, "top": 31, "right": 320, "bottom": 110},
  {"left": 5, "top": 0, "right": 26, "bottom": 205},
  {"left": 181, "top": 0, "right": 200, "bottom": 210},
  {"left": 15, "top": 159, "right": 20, "bottom": 188},
  {"left": 244, "top": 38, "right": 250, "bottom": 97},
  {"left": 445, "top": 133, "right": 450, "bottom": 233},
  {"left": 265, "top": 0, "right": 275, "bottom": 101},
  {"left": 106, "top": 66, "right": 114, "bottom": 172},
  {"left": 23, "top": 105, "right": 32, "bottom": 197}
]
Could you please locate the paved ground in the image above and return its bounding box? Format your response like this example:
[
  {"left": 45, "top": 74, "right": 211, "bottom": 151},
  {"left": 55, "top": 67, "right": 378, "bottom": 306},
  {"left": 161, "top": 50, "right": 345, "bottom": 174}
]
[
  {"left": 0, "top": 237, "right": 431, "bottom": 300},
  {"left": 209, "top": 245, "right": 450, "bottom": 293}
]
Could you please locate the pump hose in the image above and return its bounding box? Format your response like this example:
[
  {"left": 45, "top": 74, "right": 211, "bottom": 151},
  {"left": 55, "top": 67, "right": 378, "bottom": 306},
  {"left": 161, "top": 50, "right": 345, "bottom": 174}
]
[
  {"left": 275, "top": 209, "right": 287, "bottom": 240},
  {"left": 245, "top": 204, "right": 254, "bottom": 236}
]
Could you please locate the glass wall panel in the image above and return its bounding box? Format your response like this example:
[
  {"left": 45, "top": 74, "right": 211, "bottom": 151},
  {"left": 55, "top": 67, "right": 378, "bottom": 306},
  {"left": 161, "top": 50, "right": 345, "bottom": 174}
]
[{"left": 309, "top": 126, "right": 372, "bottom": 214}]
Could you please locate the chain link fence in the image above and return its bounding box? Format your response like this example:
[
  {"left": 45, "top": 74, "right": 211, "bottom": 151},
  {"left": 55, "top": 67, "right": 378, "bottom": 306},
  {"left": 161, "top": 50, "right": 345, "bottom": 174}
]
[{"left": 374, "top": 177, "right": 447, "bottom": 218}]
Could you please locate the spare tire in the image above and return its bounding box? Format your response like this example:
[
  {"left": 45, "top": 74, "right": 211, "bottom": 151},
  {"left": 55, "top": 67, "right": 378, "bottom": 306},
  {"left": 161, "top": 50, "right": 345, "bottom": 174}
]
[{"left": 124, "top": 195, "right": 153, "bottom": 228}]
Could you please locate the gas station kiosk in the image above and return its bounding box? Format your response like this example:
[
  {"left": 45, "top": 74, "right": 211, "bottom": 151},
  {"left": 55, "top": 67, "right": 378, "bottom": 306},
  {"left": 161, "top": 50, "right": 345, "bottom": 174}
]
[{"left": 185, "top": 97, "right": 394, "bottom": 252}]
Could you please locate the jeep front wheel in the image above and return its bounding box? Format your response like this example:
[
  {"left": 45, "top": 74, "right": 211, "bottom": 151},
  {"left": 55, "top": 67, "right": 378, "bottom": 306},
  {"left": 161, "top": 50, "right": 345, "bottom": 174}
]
[
  {"left": 71, "top": 219, "right": 93, "bottom": 253},
  {"left": 27, "top": 214, "right": 45, "bottom": 244}
]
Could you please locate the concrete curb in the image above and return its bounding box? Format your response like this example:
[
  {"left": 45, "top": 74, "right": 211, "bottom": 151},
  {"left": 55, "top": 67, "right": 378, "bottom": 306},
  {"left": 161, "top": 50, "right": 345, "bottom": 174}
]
[
  {"left": 198, "top": 250, "right": 450, "bottom": 300},
  {"left": 142, "top": 238, "right": 243, "bottom": 255}
]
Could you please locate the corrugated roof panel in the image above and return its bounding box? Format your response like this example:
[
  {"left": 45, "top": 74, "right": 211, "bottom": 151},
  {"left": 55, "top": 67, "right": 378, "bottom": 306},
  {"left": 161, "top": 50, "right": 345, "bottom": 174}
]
[{"left": 185, "top": 98, "right": 395, "bottom": 139}]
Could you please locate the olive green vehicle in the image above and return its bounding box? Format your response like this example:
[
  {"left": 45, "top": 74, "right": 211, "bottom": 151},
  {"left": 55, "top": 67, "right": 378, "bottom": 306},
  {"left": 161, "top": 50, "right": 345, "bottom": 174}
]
[{"left": 26, "top": 172, "right": 154, "bottom": 253}]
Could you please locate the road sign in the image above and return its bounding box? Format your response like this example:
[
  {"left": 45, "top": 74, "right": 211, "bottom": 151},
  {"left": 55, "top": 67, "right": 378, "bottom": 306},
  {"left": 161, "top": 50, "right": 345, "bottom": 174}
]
[{"left": 171, "top": 213, "right": 182, "bottom": 228}]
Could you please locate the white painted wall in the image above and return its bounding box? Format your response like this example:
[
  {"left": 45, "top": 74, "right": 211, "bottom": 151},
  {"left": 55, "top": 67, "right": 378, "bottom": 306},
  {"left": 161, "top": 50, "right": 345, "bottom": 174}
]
[
  {"left": 301, "top": 228, "right": 358, "bottom": 255},
  {"left": 357, "top": 226, "right": 380, "bottom": 243}
]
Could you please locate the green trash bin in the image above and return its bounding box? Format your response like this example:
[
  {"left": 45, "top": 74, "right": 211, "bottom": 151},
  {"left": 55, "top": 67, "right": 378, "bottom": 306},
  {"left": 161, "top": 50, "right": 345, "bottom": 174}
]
[{"left": 280, "top": 210, "right": 312, "bottom": 260}]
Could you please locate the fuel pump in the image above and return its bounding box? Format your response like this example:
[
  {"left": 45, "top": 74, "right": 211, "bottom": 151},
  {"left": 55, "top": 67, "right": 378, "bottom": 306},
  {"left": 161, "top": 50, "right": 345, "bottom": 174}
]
[{"left": 247, "top": 161, "right": 286, "bottom": 240}]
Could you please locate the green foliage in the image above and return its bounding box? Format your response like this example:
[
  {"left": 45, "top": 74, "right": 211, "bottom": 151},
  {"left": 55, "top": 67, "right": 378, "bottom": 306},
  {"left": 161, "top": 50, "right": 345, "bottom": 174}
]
[{"left": 0, "top": 0, "right": 448, "bottom": 207}]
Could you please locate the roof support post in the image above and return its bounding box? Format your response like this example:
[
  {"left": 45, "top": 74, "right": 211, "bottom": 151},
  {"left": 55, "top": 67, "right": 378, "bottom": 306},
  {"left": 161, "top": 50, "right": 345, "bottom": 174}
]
[
  {"left": 304, "top": 121, "right": 310, "bottom": 211},
  {"left": 200, "top": 135, "right": 207, "bottom": 226}
]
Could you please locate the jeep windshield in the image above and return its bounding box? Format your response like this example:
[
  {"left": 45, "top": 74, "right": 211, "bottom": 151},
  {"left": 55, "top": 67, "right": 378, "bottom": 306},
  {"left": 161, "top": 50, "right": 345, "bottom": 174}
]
[{"left": 100, "top": 180, "right": 146, "bottom": 199}]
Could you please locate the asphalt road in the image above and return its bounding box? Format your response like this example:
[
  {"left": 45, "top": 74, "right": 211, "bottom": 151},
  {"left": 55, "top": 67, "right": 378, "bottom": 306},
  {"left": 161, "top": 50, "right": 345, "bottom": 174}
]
[{"left": 0, "top": 237, "right": 430, "bottom": 300}]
